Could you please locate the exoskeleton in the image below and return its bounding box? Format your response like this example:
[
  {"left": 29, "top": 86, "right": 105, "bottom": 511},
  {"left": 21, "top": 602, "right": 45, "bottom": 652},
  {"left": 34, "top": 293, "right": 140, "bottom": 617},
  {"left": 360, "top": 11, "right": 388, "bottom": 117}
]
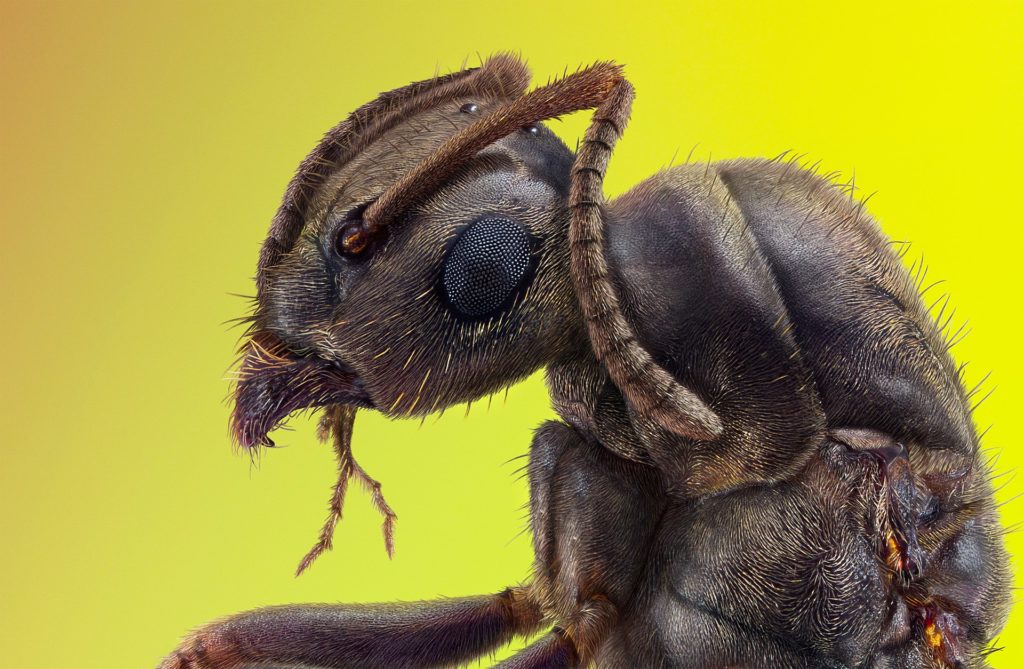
[{"left": 160, "top": 55, "right": 1010, "bottom": 668}]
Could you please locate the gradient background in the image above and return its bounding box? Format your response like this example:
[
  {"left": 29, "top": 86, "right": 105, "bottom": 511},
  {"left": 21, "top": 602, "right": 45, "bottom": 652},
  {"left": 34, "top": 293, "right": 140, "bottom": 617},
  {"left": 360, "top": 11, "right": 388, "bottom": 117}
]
[{"left": 2, "top": 2, "right": 1022, "bottom": 667}]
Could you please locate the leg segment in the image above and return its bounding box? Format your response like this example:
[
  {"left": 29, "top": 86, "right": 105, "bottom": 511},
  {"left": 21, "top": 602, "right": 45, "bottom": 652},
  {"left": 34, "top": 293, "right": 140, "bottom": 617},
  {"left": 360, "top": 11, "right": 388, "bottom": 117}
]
[
  {"left": 527, "top": 421, "right": 663, "bottom": 614},
  {"left": 493, "top": 632, "right": 576, "bottom": 669},
  {"left": 159, "top": 586, "right": 543, "bottom": 669},
  {"left": 494, "top": 596, "right": 618, "bottom": 669},
  {"left": 525, "top": 421, "right": 654, "bottom": 666}
]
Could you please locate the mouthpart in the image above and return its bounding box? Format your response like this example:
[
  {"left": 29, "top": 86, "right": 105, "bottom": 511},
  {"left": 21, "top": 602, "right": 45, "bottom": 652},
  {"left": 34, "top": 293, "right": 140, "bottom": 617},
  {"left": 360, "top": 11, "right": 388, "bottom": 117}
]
[{"left": 230, "top": 331, "right": 374, "bottom": 449}]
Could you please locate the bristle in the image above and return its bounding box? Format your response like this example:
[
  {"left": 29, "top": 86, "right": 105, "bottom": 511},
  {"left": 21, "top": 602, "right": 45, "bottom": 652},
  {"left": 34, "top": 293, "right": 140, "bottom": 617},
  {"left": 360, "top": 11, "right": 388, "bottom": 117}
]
[{"left": 682, "top": 143, "right": 699, "bottom": 165}]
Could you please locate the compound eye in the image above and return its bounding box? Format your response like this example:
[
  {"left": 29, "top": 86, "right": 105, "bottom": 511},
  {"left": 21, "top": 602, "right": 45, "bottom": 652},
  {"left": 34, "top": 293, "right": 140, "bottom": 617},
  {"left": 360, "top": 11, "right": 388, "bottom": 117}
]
[{"left": 441, "top": 216, "right": 534, "bottom": 319}]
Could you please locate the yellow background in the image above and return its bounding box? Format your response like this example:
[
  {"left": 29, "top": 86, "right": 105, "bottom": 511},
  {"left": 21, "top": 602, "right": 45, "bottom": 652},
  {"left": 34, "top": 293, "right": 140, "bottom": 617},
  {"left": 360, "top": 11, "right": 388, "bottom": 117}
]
[{"left": 2, "top": 2, "right": 1022, "bottom": 667}]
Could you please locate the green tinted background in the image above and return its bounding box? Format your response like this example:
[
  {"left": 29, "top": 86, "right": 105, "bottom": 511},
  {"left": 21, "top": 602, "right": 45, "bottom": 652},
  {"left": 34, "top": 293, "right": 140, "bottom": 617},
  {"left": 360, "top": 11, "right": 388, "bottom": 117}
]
[{"left": 2, "top": 1, "right": 1022, "bottom": 666}]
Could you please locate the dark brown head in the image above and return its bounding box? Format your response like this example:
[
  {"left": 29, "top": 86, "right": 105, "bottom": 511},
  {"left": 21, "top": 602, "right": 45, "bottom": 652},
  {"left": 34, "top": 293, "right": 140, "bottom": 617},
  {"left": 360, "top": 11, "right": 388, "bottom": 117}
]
[{"left": 231, "top": 55, "right": 628, "bottom": 449}]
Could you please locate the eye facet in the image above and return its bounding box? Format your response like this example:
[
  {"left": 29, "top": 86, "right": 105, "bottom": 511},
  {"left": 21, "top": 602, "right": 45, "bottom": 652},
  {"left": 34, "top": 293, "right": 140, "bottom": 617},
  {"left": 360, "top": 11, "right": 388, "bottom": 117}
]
[{"left": 441, "top": 216, "right": 534, "bottom": 319}]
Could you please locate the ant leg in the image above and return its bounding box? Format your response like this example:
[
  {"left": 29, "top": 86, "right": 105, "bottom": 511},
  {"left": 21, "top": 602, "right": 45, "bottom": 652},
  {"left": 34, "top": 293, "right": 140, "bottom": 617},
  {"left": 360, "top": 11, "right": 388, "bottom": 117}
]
[
  {"left": 492, "top": 632, "right": 575, "bottom": 668},
  {"left": 494, "top": 596, "right": 617, "bottom": 669},
  {"left": 159, "top": 586, "right": 543, "bottom": 669}
]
